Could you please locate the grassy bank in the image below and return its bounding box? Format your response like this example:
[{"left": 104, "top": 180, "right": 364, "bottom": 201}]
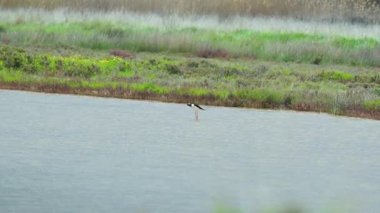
[
  {"left": 0, "top": 10, "right": 379, "bottom": 67},
  {"left": 0, "top": 8, "right": 379, "bottom": 119},
  {"left": 1, "top": 45, "right": 379, "bottom": 119}
]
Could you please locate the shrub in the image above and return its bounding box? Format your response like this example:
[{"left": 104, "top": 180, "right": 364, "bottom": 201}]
[
  {"left": 235, "top": 89, "right": 284, "bottom": 106},
  {"left": 62, "top": 59, "right": 101, "bottom": 78},
  {"left": 0, "top": 46, "right": 106, "bottom": 77},
  {"left": 165, "top": 64, "right": 181, "bottom": 75},
  {"left": 0, "top": 46, "right": 41, "bottom": 73},
  {"left": 363, "top": 99, "right": 380, "bottom": 110},
  {"left": 318, "top": 70, "right": 354, "bottom": 82}
]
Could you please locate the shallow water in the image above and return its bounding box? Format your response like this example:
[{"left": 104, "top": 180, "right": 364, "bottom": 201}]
[{"left": 0, "top": 90, "right": 379, "bottom": 213}]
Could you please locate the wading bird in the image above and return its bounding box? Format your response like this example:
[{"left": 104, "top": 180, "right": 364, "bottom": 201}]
[{"left": 187, "top": 103, "right": 205, "bottom": 121}]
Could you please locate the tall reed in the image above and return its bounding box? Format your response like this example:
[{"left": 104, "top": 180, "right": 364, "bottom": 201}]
[{"left": 1, "top": 0, "right": 379, "bottom": 23}]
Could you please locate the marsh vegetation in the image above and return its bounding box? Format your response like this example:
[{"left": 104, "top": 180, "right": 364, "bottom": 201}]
[
  {"left": 0, "top": 1, "right": 379, "bottom": 119},
  {"left": 1, "top": 45, "right": 379, "bottom": 118},
  {"left": 1, "top": 0, "right": 380, "bottom": 23}
]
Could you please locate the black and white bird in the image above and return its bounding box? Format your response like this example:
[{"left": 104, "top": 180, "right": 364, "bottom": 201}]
[
  {"left": 187, "top": 103, "right": 205, "bottom": 110},
  {"left": 187, "top": 103, "right": 205, "bottom": 121}
]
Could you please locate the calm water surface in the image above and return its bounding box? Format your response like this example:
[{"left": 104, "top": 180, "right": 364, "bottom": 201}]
[{"left": 0, "top": 90, "right": 379, "bottom": 213}]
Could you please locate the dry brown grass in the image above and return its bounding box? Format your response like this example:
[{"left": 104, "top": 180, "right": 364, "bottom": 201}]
[
  {"left": 196, "top": 48, "right": 230, "bottom": 59},
  {"left": 109, "top": 49, "right": 134, "bottom": 59},
  {"left": 1, "top": 0, "right": 379, "bottom": 22},
  {"left": 1, "top": 36, "right": 10, "bottom": 45}
]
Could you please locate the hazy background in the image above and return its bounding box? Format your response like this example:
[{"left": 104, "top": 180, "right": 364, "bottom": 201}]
[{"left": 1, "top": 0, "right": 380, "bottom": 23}]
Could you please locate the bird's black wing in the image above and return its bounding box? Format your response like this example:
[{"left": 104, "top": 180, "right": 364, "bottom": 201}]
[{"left": 194, "top": 104, "right": 205, "bottom": 110}]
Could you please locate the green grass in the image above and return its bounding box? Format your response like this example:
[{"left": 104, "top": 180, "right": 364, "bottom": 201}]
[
  {"left": 0, "top": 69, "right": 25, "bottom": 83},
  {"left": 1, "top": 45, "right": 379, "bottom": 118},
  {"left": 130, "top": 83, "right": 169, "bottom": 94},
  {"left": 1, "top": 21, "right": 380, "bottom": 67},
  {"left": 364, "top": 99, "right": 380, "bottom": 110},
  {"left": 317, "top": 71, "right": 354, "bottom": 82},
  {"left": 235, "top": 89, "right": 285, "bottom": 105}
]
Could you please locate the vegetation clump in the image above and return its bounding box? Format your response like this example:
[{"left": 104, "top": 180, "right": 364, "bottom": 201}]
[
  {"left": 317, "top": 71, "right": 354, "bottom": 82},
  {"left": 364, "top": 99, "right": 380, "bottom": 110}
]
